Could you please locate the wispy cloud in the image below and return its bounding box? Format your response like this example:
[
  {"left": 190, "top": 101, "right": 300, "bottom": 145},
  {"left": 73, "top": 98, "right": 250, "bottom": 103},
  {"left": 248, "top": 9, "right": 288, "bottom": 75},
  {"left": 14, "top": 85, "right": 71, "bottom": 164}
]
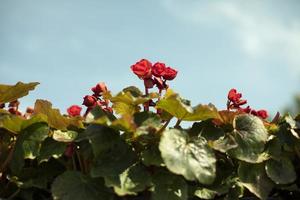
[{"left": 162, "top": 0, "right": 300, "bottom": 74}]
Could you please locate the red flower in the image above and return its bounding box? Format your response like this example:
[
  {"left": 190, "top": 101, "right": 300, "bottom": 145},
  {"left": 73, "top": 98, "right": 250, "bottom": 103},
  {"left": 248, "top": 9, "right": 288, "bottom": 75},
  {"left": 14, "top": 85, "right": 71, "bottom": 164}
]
[
  {"left": 91, "top": 82, "right": 108, "bottom": 95},
  {"left": 83, "top": 95, "right": 97, "bottom": 107},
  {"left": 228, "top": 89, "right": 242, "bottom": 102},
  {"left": 152, "top": 62, "right": 166, "bottom": 77},
  {"left": 163, "top": 67, "right": 178, "bottom": 80},
  {"left": 67, "top": 105, "right": 82, "bottom": 117},
  {"left": 257, "top": 110, "right": 268, "bottom": 119},
  {"left": 130, "top": 59, "right": 152, "bottom": 79}
]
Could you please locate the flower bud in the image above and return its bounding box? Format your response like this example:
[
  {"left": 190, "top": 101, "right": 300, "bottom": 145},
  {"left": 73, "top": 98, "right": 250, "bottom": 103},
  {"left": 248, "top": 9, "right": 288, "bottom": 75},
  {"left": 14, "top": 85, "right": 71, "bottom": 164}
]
[
  {"left": 91, "top": 82, "right": 108, "bottom": 95},
  {"left": 257, "top": 110, "right": 268, "bottom": 119},
  {"left": 9, "top": 100, "right": 20, "bottom": 108},
  {"left": 82, "top": 95, "right": 97, "bottom": 107}
]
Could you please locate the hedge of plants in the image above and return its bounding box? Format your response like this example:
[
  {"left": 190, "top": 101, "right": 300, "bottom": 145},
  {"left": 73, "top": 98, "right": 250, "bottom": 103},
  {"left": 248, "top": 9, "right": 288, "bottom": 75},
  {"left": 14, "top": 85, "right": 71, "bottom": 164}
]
[{"left": 0, "top": 59, "right": 300, "bottom": 200}]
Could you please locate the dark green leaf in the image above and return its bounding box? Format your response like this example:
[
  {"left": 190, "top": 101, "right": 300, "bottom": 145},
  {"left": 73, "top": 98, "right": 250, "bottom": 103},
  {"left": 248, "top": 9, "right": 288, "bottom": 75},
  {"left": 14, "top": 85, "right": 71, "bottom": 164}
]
[
  {"left": 51, "top": 171, "right": 113, "bottom": 200},
  {"left": 104, "top": 163, "right": 151, "bottom": 196},
  {"left": 238, "top": 162, "right": 274, "bottom": 200},
  {"left": 151, "top": 170, "right": 188, "bottom": 200},
  {"left": 38, "top": 138, "right": 67, "bottom": 163},
  {"left": 265, "top": 158, "right": 296, "bottom": 184}
]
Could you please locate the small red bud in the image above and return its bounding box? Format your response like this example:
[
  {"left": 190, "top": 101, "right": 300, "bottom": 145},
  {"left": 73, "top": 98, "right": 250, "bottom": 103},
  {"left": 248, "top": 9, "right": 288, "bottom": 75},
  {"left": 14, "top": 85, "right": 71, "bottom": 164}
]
[{"left": 83, "top": 95, "right": 97, "bottom": 107}]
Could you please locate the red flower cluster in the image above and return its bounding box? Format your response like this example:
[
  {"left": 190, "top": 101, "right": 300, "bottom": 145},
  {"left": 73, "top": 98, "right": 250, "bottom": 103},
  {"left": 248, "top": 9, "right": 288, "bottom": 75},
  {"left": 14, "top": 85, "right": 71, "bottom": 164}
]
[
  {"left": 81, "top": 82, "right": 112, "bottom": 116},
  {"left": 131, "top": 59, "right": 178, "bottom": 112},
  {"left": 227, "top": 88, "right": 268, "bottom": 119},
  {"left": 131, "top": 59, "right": 178, "bottom": 90}
]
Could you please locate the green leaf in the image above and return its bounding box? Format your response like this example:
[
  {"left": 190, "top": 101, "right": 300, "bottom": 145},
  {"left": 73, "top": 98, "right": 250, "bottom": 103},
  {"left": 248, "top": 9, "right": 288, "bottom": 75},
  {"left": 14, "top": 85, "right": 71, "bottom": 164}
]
[
  {"left": 53, "top": 130, "right": 78, "bottom": 142},
  {"left": 151, "top": 170, "right": 188, "bottom": 200},
  {"left": 141, "top": 145, "right": 164, "bottom": 167},
  {"left": 38, "top": 138, "right": 67, "bottom": 163},
  {"left": 85, "top": 124, "right": 119, "bottom": 157},
  {"left": 105, "top": 163, "right": 151, "bottom": 196},
  {"left": 110, "top": 91, "right": 147, "bottom": 116},
  {"left": 51, "top": 171, "right": 113, "bottom": 200},
  {"left": 134, "top": 111, "right": 161, "bottom": 139},
  {"left": 228, "top": 114, "right": 269, "bottom": 163},
  {"left": 10, "top": 123, "right": 49, "bottom": 174},
  {"left": 22, "top": 123, "right": 49, "bottom": 159},
  {"left": 0, "top": 114, "right": 47, "bottom": 134},
  {"left": 238, "top": 162, "right": 274, "bottom": 200},
  {"left": 34, "top": 100, "right": 83, "bottom": 130},
  {"left": 86, "top": 125, "right": 137, "bottom": 177},
  {"left": 0, "top": 114, "right": 24, "bottom": 133},
  {"left": 91, "top": 139, "right": 137, "bottom": 177},
  {"left": 265, "top": 158, "right": 296, "bottom": 184},
  {"left": 194, "top": 187, "right": 217, "bottom": 199},
  {"left": 122, "top": 86, "right": 143, "bottom": 97},
  {"left": 0, "top": 82, "right": 39, "bottom": 103},
  {"left": 211, "top": 135, "right": 238, "bottom": 153},
  {"left": 156, "top": 89, "right": 220, "bottom": 121},
  {"left": 159, "top": 129, "right": 216, "bottom": 184}
]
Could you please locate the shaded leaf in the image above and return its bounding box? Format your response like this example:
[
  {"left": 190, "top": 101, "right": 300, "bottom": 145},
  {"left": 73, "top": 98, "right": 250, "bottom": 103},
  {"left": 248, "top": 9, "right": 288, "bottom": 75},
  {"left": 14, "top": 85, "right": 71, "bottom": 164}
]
[
  {"left": 51, "top": 171, "right": 113, "bottom": 200},
  {"left": 151, "top": 170, "right": 188, "bottom": 200},
  {"left": 238, "top": 162, "right": 274, "bottom": 200},
  {"left": 159, "top": 129, "right": 216, "bottom": 184},
  {"left": 104, "top": 163, "right": 151, "bottom": 196},
  {"left": 38, "top": 138, "right": 67, "bottom": 163},
  {"left": 265, "top": 158, "right": 296, "bottom": 184}
]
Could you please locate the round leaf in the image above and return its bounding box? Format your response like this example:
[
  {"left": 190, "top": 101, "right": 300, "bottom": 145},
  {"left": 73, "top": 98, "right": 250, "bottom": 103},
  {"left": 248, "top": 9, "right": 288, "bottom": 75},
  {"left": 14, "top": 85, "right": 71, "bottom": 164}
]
[
  {"left": 159, "top": 129, "right": 216, "bottom": 184},
  {"left": 228, "top": 114, "right": 269, "bottom": 163},
  {"left": 265, "top": 158, "right": 296, "bottom": 184},
  {"left": 51, "top": 171, "right": 113, "bottom": 200}
]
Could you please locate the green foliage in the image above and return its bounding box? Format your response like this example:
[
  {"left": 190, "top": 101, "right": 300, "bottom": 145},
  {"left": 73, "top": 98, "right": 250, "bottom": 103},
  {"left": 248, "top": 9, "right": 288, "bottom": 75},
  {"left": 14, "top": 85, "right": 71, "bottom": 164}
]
[{"left": 1, "top": 81, "right": 300, "bottom": 200}]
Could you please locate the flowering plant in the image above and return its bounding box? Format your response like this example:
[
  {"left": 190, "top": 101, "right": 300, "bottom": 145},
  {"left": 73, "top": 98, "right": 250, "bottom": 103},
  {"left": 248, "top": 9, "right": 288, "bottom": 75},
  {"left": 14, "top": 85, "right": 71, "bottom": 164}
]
[{"left": 0, "top": 60, "right": 299, "bottom": 200}]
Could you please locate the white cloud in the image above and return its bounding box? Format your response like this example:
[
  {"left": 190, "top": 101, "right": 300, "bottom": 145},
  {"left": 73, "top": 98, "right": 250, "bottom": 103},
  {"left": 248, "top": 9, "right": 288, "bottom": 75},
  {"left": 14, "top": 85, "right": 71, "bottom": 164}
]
[{"left": 162, "top": 0, "right": 300, "bottom": 73}]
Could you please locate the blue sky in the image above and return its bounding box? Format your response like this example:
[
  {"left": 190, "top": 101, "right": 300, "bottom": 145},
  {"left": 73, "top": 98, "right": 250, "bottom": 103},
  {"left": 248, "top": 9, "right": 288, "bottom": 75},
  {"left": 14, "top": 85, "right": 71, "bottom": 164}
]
[{"left": 1, "top": 0, "right": 300, "bottom": 116}]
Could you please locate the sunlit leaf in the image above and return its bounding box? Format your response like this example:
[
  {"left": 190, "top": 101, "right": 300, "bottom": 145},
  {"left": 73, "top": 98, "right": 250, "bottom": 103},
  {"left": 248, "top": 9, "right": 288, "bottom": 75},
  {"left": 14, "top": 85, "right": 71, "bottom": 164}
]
[{"left": 0, "top": 82, "right": 39, "bottom": 103}]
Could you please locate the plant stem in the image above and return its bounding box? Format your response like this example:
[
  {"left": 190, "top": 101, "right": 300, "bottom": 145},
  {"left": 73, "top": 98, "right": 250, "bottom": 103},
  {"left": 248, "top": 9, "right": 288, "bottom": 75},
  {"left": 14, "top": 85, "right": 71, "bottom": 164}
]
[
  {"left": 157, "top": 118, "right": 171, "bottom": 134},
  {"left": 174, "top": 119, "right": 182, "bottom": 128},
  {"left": 144, "top": 87, "right": 149, "bottom": 111},
  {"left": 76, "top": 151, "right": 85, "bottom": 173},
  {"left": 0, "top": 145, "right": 14, "bottom": 173}
]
